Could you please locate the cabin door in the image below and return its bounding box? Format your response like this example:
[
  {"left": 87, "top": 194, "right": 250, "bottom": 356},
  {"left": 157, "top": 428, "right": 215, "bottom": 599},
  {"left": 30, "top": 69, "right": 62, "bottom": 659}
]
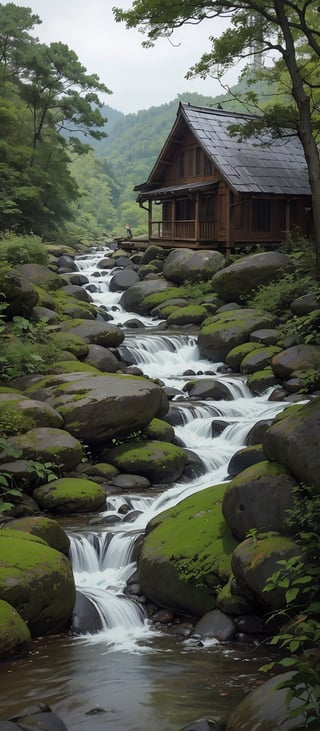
[{"left": 199, "top": 194, "right": 216, "bottom": 240}]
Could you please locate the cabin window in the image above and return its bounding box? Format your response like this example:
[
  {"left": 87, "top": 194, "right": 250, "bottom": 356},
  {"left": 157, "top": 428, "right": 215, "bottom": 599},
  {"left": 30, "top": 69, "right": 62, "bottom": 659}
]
[
  {"left": 252, "top": 199, "right": 271, "bottom": 231},
  {"left": 177, "top": 152, "right": 185, "bottom": 178}
]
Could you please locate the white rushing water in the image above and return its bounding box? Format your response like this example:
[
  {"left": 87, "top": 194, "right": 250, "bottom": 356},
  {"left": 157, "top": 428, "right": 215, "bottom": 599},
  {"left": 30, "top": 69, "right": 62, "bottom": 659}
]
[{"left": 70, "top": 246, "right": 289, "bottom": 652}]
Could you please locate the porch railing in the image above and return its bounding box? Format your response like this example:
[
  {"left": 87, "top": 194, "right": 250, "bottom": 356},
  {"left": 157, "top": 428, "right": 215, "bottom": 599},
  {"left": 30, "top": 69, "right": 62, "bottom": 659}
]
[{"left": 150, "top": 220, "right": 215, "bottom": 241}]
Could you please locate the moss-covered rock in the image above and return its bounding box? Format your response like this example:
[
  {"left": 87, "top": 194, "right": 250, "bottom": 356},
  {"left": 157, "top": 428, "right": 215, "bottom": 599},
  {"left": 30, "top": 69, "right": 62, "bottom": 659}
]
[
  {"left": 240, "top": 346, "right": 282, "bottom": 374},
  {"left": 46, "top": 360, "right": 101, "bottom": 375},
  {"left": 33, "top": 477, "right": 106, "bottom": 514},
  {"left": 211, "top": 251, "right": 294, "bottom": 302},
  {"left": 231, "top": 532, "right": 301, "bottom": 609},
  {"left": 59, "top": 319, "right": 124, "bottom": 348},
  {"left": 0, "top": 530, "right": 75, "bottom": 635},
  {"left": 4, "top": 516, "right": 70, "bottom": 554},
  {"left": 106, "top": 440, "right": 187, "bottom": 484},
  {"left": 225, "top": 341, "right": 265, "bottom": 371},
  {"left": 163, "top": 248, "right": 225, "bottom": 284},
  {"left": 0, "top": 266, "right": 39, "bottom": 320},
  {"left": 222, "top": 461, "right": 297, "bottom": 540},
  {"left": 141, "top": 418, "right": 175, "bottom": 443},
  {"left": 216, "top": 577, "right": 255, "bottom": 615},
  {"left": 198, "top": 309, "right": 276, "bottom": 362},
  {"left": 1, "top": 427, "right": 83, "bottom": 472},
  {"left": 0, "top": 396, "right": 63, "bottom": 436},
  {"left": 263, "top": 397, "right": 320, "bottom": 492},
  {"left": 246, "top": 367, "right": 279, "bottom": 395},
  {"left": 52, "top": 331, "right": 89, "bottom": 359},
  {"left": 0, "top": 599, "right": 32, "bottom": 660},
  {"left": 140, "top": 484, "right": 237, "bottom": 616},
  {"left": 271, "top": 344, "right": 320, "bottom": 380},
  {"left": 166, "top": 305, "right": 208, "bottom": 326},
  {"left": 120, "top": 279, "right": 169, "bottom": 315}
]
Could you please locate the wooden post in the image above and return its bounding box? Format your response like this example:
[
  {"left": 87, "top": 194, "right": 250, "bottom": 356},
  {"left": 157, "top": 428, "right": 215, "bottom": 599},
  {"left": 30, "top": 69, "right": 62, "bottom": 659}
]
[{"left": 195, "top": 193, "right": 199, "bottom": 242}]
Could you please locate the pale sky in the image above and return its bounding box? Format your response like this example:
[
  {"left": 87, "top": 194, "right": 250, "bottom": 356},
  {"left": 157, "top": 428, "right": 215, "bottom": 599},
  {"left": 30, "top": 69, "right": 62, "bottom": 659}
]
[{"left": 19, "top": 0, "right": 240, "bottom": 114}]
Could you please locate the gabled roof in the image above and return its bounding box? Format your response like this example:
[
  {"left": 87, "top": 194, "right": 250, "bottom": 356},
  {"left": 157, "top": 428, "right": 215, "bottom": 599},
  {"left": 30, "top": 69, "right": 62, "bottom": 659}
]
[{"left": 136, "top": 102, "right": 311, "bottom": 197}]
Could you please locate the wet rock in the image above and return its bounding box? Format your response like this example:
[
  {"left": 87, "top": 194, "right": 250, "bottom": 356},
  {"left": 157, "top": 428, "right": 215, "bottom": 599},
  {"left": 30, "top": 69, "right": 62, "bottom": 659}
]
[
  {"left": 0, "top": 599, "right": 32, "bottom": 660},
  {"left": 1, "top": 428, "right": 83, "bottom": 472},
  {"left": 4, "top": 516, "right": 70, "bottom": 555},
  {"left": 106, "top": 440, "right": 187, "bottom": 484},
  {"left": 211, "top": 251, "right": 294, "bottom": 302},
  {"left": 109, "top": 269, "right": 140, "bottom": 291},
  {"left": 192, "top": 609, "right": 236, "bottom": 641},
  {"left": 33, "top": 477, "right": 106, "bottom": 514},
  {"left": 198, "top": 309, "right": 276, "bottom": 362},
  {"left": 227, "top": 445, "right": 265, "bottom": 478},
  {"left": 72, "top": 590, "right": 103, "bottom": 634}
]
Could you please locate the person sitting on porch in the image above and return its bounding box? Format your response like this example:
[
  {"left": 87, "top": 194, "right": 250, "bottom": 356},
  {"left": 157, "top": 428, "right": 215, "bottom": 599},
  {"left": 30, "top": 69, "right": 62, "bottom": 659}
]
[{"left": 125, "top": 224, "right": 133, "bottom": 239}]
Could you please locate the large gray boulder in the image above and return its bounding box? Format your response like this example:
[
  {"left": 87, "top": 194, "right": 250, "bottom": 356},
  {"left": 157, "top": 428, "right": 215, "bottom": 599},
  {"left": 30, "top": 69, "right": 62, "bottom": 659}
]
[
  {"left": 271, "top": 344, "right": 320, "bottom": 379},
  {"left": 211, "top": 251, "right": 294, "bottom": 302},
  {"left": 222, "top": 461, "right": 297, "bottom": 540},
  {"left": 198, "top": 309, "right": 276, "bottom": 362},
  {"left": 18, "top": 263, "right": 67, "bottom": 290},
  {"left": 1, "top": 427, "right": 83, "bottom": 472},
  {"left": 231, "top": 532, "right": 300, "bottom": 609},
  {"left": 0, "top": 394, "right": 63, "bottom": 435},
  {"left": 226, "top": 672, "right": 311, "bottom": 730},
  {"left": 109, "top": 269, "right": 140, "bottom": 291},
  {"left": 263, "top": 397, "right": 320, "bottom": 492},
  {"left": 29, "top": 372, "right": 163, "bottom": 445},
  {"left": 120, "top": 279, "right": 169, "bottom": 314},
  {"left": 163, "top": 249, "right": 225, "bottom": 283},
  {"left": 59, "top": 319, "right": 124, "bottom": 348},
  {"left": 0, "top": 267, "right": 39, "bottom": 319}
]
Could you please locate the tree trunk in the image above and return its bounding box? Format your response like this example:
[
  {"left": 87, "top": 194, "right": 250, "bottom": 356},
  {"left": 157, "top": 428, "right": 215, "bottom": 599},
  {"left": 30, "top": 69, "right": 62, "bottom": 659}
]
[{"left": 275, "top": 0, "right": 320, "bottom": 277}]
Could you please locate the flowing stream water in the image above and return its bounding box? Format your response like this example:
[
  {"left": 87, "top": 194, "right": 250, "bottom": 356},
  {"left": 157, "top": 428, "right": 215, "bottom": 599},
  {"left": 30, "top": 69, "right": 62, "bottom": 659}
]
[{"left": 1, "top": 247, "right": 289, "bottom": 730}]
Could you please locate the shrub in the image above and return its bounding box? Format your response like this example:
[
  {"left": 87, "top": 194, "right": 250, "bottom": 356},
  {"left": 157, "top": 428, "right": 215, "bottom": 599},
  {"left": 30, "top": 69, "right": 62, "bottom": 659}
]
[{"left": 0, "top": 234, "right": 48, "bottom": 266}]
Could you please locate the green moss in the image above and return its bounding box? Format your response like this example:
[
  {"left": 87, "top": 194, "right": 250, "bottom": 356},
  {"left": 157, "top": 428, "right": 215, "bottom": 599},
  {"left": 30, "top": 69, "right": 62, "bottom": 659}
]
[
  {"left": 142, "top": 287, "right": 184, "bottom": 311},
  {"left": 0, "top": 599, "right": 32, "bottom": 658},
  {"left": 146, "top": 483, "right": 237, "bottom": 587},
  {"left": 46, "top": 361, "right": 101, "bottom": 375},
  {"left": 226, "top": 341, "right": 264, "bottom": 369},
  {"left": 167, "top": 304, "right": 208, "bottom": 325},
  {"left": 142, "top": 418, "right": 175, "bottom": 442}
]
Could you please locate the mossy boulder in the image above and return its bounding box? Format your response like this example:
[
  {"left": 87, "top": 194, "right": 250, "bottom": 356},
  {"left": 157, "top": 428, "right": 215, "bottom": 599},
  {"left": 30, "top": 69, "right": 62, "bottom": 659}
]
[
  {"left": 0, "top": 267, "right": 39, "bottom": 319},
  {"left": 0, "top": 599, "right": 32, "bottom": 660},
  {"left": 166, "top": 305, "right": 208, "bottom": 326},
  {"left": 18, "top": 263, "right": 66, "bottom": 291},
  {"left": 83, "top": 344, "right": 120, "bottom": 373},
  {"left": 263, "top": 397, "right": 320, "bottom": 492},
  {"left": 59, "top": 319, "right": 124, "bottom": 348},
  {"left": 226, "top": 672, "right": 311, "bottom": 731},
  {"left": 163, "top": 248, "right": 225, "bottom": 283},
  {"left": 28, "top": 372, "right": 163, "bottom": 445},
  {"left": 216, "top": 577, "right": 254, "bottom": 615},
  {"left": 141, "top": 287, "right": 184, "bottom": 314},
  {"left": 106, "top": 440, "right": 187, "bottom": 484},
  {"left": 1, "top": 427, "right": 83, "bottom": 472},
  {"left": 240, "top": 346, "right": 282, "bottom": 374},
  {"left": 211, "top": 251, "right": 294, "bottom": 302},
  {"left": 4, "top": 516, "right": 70, "bottom": 554},
  {"left": 0, "top": 530, "right": 75, "bottom": 635},
  {"left": 198, "top": 309, "right": 276, "bottom": 362},
  {"left": 0, "top": 396, "right": 63, "bottom": 436},
  {"left": 139, "top": 483, "right": 237, "bottom": 616},
  {"left": 271, "top": 344, "right": 320, "bottom": 379},
  {"left": 141, "top": 418, "right": 175, "bottom": 443},
  {"left": 33, "top": 477, "right": 106, "bottom": 514},
  {"left": 246, "top": 368, "right": 279, "bottom": 395},
  {"left": 120, "top": 279, "right": 169, "bottom": 315},
  {"left": 46, "top": 360, "right": 101, "bottom": 376},
  {"left": 52, "top": 331, "right": 89, "bottom": 359},
  {"left": 231, "top": 532, "right": 301, "bottom": 609},
  {"left": 225, "top": 342, "right": 265, "bottom": 371},
  {"left": 222, "top": 461, "right": 297, "bottom": 540}
]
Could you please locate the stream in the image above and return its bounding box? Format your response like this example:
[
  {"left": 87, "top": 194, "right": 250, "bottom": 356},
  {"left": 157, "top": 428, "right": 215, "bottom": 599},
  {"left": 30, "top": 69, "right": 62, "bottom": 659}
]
[{"left": 0, "top": 246, "right": 289, "bottom": 730}]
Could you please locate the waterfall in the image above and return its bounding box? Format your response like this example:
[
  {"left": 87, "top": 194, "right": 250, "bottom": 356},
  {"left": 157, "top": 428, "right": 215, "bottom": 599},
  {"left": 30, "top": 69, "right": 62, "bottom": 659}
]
[{"left": 68, "top": 246, "right": 289, "bottom": 651}]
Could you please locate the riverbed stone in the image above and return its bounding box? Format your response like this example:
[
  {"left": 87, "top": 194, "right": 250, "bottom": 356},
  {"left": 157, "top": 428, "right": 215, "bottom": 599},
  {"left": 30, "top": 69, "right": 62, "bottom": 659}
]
[
  {"left": 211, "top": 251, "right": 294, "bottom": 302},
  {"left": 225, "top": 342, "right": 264, "bottom": 371},
  {"left": 52, "top": 331, "right": 89, "bottom": 359},
  {"left": 106, "top": 440, "right": 187, "bottom": 484},
  {"left": 0, "top": 267, "right": 39, "bottom": 320},
  {"left": 59, "top": 319, "right": 124, "bottom": 348},
  {"left": 166, "top": 305, "right": 208, "bottom": 327},
  {"left": 240, "top": 346, "right": 282, "bottom": 374},
  {"left": 192, "top": 609, "right": 236, "bottom": 641},
  {"left": 4, "top": 516, "right": 70, "bottom": 555},
  {"left": 1, "top": 428, "right": 83, "bottom": 472},
  {"left": 226, "top": 672, "right": 312, "bottom": 730},
  {"left": 271, "top": 344, "right": 320, "bottom": 379},
  {"left": 222, "top": 461, "right": 297, "bottom": 540},
  {"left": 141, "top": 417, "right": 175, "bottom": 443},
  {"left": 109, "top": 268, "right": 140, "bottom": 291},
  {"left": 33, "top": 477, "right": 106, "bottom": 514},
  {"left": 83, "top": 344, "right": 120, "bottom": 372},
  {"left": 120, "top": 279, "right": 169, "bottom": 314},
  {"left": 71, "top": 590, "right": 103, "bottom": 634},
  {"left": 0, "top": 599, "right": 32, "bottom": 660},
  {"left": 0, "top": 530, "right": 75, "bottom": 635},
  {"left": 139, "top": 484, "right": 237, "bottom": 616},
  {"left": 28, "top": 372, "right": 163, "bottom": 445},
  {"left": 198, "top": 310, "right": 276, "bottom": 362},
  {"left": 263, "top": 397, "right": 320, "bottom": 491},
  {"left": 231, "top": 532, "right": 301, "bottom": 609},
  {"left": 184, "top": 378, "right": 234, "bottom": 401},
  {"left": 246, "top": 368, "right": 279, "bottom": 395},
  {"left": 227, "top": 445, "right": 265, "bottom": 478},
  {"left": 0, "top": 396, "right": 63, "bottom": 435},
  {"left": 18, "top": 263, "right": 67, "bottom": 291},
  {"left": 163, "top": 249, "right": 225, "bottom": 283}
]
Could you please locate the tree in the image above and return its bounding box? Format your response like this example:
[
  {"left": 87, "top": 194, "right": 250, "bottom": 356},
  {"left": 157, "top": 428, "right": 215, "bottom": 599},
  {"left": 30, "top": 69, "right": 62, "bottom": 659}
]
[
  {"left": 113, "top": 0, "right": 320, "bottom": 276},
  {"left": 0, "top": 3, "right": 112, "bottom": 236}
]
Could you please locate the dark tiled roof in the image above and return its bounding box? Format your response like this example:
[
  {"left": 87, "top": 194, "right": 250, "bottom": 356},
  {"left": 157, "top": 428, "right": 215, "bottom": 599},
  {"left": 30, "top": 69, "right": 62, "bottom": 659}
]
[
  {"left": 137, "top": 180, "right": 218, "bottom": 199},
  {"left": 180, "top": 103, "right": 310, "bottom": 195}
]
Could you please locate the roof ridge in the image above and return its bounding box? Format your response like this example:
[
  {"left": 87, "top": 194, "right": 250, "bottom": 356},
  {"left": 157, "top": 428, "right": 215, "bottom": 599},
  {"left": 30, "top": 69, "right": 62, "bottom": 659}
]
[{"left": 179, "top": 101, "right": 259, "bottom": 120}]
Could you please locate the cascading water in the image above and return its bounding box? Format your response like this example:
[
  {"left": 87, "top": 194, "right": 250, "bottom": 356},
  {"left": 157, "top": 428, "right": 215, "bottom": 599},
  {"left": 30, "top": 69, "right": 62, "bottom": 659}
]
[
  {"left": 1, "top": 245, "right": 292, "bottom": 731},
  {"left": 68, "top": 246, "right": 288, "bottom": 650}
]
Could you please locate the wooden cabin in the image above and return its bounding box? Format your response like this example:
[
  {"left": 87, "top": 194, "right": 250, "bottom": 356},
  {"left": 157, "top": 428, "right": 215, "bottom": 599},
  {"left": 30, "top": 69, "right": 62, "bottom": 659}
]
[{"left": 134, "top": 103, "right": 312, "bottom": 253}]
